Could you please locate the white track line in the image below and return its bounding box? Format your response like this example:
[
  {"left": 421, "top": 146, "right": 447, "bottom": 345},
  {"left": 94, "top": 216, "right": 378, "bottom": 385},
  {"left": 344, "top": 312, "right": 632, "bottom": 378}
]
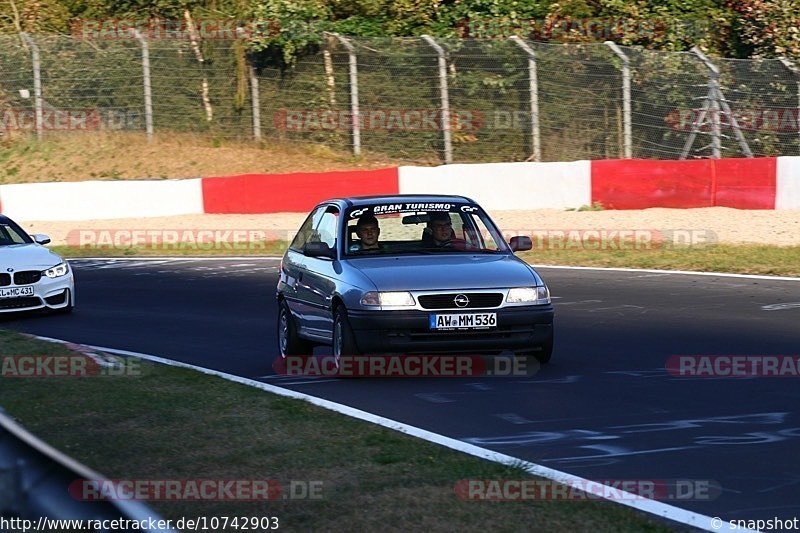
[
  {"left": 530, "top": 264, "right": 800, "bottom": 282},
  {"left": 26, "top": 334, "right": 752, "bottom": 532}
]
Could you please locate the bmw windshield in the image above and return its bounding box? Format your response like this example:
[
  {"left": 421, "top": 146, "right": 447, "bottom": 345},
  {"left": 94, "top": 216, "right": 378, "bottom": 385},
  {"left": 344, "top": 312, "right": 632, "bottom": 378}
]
[
  {"left": 0, "top": 220, "right": 33, "bottom": 246},
  {"left": 343, "top": 202, "right": 508, "bottom": 256}
]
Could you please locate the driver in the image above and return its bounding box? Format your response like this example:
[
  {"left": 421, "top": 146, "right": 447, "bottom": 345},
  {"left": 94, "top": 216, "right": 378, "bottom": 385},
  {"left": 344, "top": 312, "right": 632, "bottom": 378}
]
[{"left": 354, "top": 214, "right": 382, "bottom": 251}]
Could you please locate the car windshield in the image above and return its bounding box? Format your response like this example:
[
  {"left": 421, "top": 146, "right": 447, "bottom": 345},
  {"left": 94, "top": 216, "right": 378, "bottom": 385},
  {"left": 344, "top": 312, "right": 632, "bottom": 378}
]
[
  {"left": 344, "top": 202, "right": 507, "bottom": 256},
  {"left": 0, "top": 220, "right": 33, "bottom": 246}
]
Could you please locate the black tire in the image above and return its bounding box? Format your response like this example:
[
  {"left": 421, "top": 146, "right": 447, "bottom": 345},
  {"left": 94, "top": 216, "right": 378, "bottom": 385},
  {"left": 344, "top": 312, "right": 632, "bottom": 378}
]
[
  {"left": 277, "top": 300, "right": 313, "bottom": 357},
  {"left": 332, "top": 306, "right": 360, "bottom": 367}
]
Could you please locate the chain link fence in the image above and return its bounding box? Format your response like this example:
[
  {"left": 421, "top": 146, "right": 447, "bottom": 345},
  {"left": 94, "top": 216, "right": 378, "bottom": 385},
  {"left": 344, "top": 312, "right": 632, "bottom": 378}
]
[{"left": 2, "top": 33, "right": 799, "bottom": 163}]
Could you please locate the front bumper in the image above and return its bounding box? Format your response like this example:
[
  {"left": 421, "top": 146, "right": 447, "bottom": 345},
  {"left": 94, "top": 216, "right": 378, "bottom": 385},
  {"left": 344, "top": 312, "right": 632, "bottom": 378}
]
[
  {"left": 0, "top": 274, "right": 74, "bottom": 313},
  {"left": 347, "top": 305, "right": 554, "bottom": 354}
]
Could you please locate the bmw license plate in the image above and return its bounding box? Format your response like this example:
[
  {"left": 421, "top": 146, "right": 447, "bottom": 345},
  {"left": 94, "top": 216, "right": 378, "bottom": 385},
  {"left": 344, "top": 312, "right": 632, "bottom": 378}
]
[
  {"left": 0, "top": 286, "right": 33, "bottom": 299},
  {"left": 430, "top": 313, "right": 496, "bottom": 330}
]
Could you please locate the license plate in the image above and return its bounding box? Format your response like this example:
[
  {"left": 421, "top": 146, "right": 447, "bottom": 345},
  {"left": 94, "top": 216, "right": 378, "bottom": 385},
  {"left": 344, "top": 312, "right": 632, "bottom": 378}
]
[
  {"left": 0, "top": 286, "right": 34, "bottom": 299},
  {"left": 430, "top": 313, "right": 497, "bottom": 330}
]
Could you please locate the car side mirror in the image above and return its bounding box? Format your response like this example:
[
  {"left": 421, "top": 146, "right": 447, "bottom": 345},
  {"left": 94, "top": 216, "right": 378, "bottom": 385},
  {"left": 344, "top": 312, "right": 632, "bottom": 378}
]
[
  {"left": 32, "top": 233, "right": 51, "bottom": 245},
  {"left": 509, "top": 236, "right": 532, "bottom": 252},
  {"left": 303, "top": 241, "right": 336, "bottom": 259}
]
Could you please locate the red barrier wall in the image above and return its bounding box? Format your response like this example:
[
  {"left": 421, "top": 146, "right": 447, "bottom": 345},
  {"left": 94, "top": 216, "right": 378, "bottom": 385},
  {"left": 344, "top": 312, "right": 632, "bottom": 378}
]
[
  {"left": 592, "top": 159, "right": 714, "bottom": 209},
  {"left": 712, "top": 157, "right": 776, "bottom": 209},
  {"left": 202, "top": 168, "right": 400, "bottom": 214},
  {"left": 591, "top": 158, "right": 776, "bottom": 209}
]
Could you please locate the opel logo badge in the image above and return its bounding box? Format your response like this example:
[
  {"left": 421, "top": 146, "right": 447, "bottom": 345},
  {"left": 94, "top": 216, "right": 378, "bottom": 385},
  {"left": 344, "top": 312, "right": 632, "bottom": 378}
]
[{"left": 454, "top": 294, "right": 469, "bottom": 308}]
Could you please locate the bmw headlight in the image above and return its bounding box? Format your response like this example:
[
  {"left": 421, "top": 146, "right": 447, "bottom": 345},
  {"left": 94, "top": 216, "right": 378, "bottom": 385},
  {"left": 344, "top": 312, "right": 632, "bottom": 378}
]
[
  {"left": 507, "top": 286, "right": 550, "bottom": 305},
  {"left": 44, "top": 262, "right": 69, "bottom": 278},
  {"left": 360, "top": 291, "right": 415, "bottom": 307}
]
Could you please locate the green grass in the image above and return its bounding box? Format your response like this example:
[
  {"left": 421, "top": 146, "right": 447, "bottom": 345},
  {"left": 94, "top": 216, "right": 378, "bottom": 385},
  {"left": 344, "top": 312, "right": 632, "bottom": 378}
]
[
  {"left": 53, "top": 241, "right": 800, "bottom": 277},
  {"left": 519, "top": 243, "right": 800, "bottom": 277},
  {"left": 0, "top": 330, "right": 671, "bottom": 532}
]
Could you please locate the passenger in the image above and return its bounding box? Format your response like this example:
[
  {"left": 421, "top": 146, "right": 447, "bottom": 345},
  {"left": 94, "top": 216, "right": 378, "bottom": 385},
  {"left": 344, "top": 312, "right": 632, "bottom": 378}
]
[
  {"left": 426, "top": 212, "right": 456, "bottom": 247},
  {"left": 354, "top": 214, "right": 382, "bottom": 251}
]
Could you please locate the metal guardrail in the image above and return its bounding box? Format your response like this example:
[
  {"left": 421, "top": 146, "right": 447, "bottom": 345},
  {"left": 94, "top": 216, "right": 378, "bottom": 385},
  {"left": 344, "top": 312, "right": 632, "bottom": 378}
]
[{"left": 0, "top": 408, "right": 176, "bottom": 532}]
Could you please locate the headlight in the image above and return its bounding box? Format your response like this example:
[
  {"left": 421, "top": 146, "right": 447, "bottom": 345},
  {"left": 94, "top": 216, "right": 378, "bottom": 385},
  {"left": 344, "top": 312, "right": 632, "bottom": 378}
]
[
  {"left": 507, "top": 286, "right": 550, "bottom": 304},
  {"left": 360, "top": 291, "right": 415, "bottom": 307},
  {"left": 44, "top": 262, "right": 69, "bottom": 278}
]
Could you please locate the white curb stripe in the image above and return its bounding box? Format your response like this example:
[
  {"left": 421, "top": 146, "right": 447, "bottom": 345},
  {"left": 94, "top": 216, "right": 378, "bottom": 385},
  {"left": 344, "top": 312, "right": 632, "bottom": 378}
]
[
  {"left": 530, "top": 264, "right": 800, "bottom": 282},
  {"left": 0, "top": 179, "right": 204, "bottom": 221},
  {"left": 398, "top": 161, "right": 592, "bottom": 210},
  {"left": 776, "top": 156, "right": 800, "bottom": 209},
  {"left": 26, "top": 334, "right": 752, "bottom": 532}
]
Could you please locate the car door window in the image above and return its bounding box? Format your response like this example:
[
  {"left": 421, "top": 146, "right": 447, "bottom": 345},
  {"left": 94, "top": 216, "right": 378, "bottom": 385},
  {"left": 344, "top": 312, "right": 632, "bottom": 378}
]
[
  {"left": 314, "top": 207, "right": 339, "bottom": 249},
  {"left": 289, "top": 206, "right": 327, "bottom": 252}
]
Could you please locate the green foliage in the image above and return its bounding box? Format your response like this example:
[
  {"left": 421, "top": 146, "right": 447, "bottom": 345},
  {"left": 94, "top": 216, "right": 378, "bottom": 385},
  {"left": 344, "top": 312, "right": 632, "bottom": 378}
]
[
  {"left": 1, "top": 0, "right": 797, "bottom": 62},
  {"left": 247, "top": 0, "right": 331, "bottom": 64},
  {"left": 728, "top": 0, "right": 800, "bottom": 58}
]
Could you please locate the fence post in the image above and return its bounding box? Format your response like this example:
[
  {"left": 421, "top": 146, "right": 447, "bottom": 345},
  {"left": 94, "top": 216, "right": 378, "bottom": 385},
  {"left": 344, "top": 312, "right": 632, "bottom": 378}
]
[
  {"left": 604, "top": 41, "right": 632, "bottom": 159},
  {"left": 422, "top": 35, "right": 453, "bottom": 164},
  {"left": 19, "top": 33, "right": 43, "bottom": 141},
  {"left": 779, "top": 57, "right": 800, "bottom": 154},
  {"left": 691, "top": 46, "right": 753, "bottom": 158},
  {"left": 329, "top": 33, "right": 361, "bottom": 157},
  {"left": 130, "top": 29, "right": 154, "bottom": 143},
  {"left": 249, "top": 65, "right": 261, "bottom": 141},
  {"left": 510, "top": 36, "right": 541, "bottom": 162}
]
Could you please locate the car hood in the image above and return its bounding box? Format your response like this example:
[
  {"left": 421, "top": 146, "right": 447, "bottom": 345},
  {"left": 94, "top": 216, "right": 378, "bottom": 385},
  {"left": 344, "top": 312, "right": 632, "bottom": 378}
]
[
  {"left": 0, "top": 244, "right": 64, "bottom": 270},
  {"left": 348, "top": 254, "right": 541, "bottom": 291}
]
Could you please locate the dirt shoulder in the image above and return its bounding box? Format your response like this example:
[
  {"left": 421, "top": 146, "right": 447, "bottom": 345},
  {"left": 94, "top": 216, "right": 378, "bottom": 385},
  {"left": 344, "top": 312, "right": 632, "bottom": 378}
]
[{"left": 0, "top": 132, "right": 407, "bottom": 184}]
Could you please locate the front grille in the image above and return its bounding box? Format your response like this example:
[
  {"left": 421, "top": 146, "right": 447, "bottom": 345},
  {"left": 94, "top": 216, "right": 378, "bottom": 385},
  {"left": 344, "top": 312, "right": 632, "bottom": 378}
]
[
  {"left": 0, "top": 297, "right": 41, "bottom": 310},
  {"left": 13, "top": 271, "right": 42, "bottom": 285},
  {"left": 0, "top": 274, "right": 10, "bottom": 287},
  {"left": 418, "top": 293, "right": 504, "bottom": 310}
]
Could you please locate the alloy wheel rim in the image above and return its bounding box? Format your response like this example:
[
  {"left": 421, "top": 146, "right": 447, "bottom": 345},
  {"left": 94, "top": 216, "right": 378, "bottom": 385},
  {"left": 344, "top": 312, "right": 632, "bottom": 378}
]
[
  {"left": 333, "top": 318, "right": 342, "bottom": 368},
  {"left": 279, "top": 311, "right": 288, "bottom": 356}
]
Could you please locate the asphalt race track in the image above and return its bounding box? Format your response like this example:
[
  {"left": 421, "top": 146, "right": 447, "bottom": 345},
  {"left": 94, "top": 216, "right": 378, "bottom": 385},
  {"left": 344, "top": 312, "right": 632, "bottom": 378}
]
[{"left": 4, "top": 257, "right": 800, "bottom": 526}]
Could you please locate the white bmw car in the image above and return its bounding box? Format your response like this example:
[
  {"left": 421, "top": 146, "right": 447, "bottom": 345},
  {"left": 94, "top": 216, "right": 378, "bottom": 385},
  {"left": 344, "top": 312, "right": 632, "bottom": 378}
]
[{"left": 0, "top": 214, "right": 74, "bottom": 314}]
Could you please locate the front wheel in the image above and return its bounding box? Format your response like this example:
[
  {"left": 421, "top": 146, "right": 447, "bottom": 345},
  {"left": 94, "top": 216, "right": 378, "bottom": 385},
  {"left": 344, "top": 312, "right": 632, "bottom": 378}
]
[{"left": 332, "top": 306, "right": 360, "bottom": 367}]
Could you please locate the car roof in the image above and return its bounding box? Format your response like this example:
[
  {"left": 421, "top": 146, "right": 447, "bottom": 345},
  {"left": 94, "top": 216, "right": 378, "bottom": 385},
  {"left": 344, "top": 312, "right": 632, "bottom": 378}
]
[{"left": 325, "top": 194, "right": 477, "bottom": 207}]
